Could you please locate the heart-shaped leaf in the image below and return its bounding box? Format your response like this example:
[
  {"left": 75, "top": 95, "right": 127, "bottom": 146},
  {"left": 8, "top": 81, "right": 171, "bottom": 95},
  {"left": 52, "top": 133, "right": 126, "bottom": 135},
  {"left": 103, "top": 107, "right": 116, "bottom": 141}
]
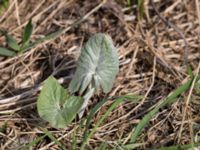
[
  {"left": 69, "top": 33, "right": 119, "bottom": 94},
  {"left": 37, "top": 76, "right": 84, "bottom": 128}
]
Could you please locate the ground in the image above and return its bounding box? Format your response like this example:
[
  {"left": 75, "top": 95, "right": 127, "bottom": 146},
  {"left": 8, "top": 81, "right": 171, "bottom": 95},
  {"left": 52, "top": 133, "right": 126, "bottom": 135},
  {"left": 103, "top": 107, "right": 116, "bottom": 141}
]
[{"left": 0, "top": 0, "right": 200, "bottom": 149}]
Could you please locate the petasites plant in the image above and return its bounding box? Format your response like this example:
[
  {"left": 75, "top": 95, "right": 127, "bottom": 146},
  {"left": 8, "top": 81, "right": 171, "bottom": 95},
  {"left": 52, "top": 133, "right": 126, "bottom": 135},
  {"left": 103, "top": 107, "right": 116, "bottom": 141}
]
[
  {"left": 37, "top": 33, "right": 119, "bottom": 128},
  {"left": 69, "top": 33, "right": 119, "bottom": 116},
  {"left": 37, "top": 76, "right": 84, "bottom": 128}
]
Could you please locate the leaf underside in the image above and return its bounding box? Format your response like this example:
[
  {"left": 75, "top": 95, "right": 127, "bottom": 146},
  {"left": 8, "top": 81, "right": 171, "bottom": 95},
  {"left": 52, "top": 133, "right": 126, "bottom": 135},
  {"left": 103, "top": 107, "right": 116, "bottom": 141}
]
[{"left": 69, "top": 33, "right": 119, "bottom": 94}]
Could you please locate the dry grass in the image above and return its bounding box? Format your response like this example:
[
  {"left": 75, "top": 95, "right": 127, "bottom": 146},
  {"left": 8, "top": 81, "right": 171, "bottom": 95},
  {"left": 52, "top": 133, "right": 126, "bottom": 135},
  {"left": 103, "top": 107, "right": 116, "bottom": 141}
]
[{"left": 0, "top": 0, "right": 199, "bottom": 149}]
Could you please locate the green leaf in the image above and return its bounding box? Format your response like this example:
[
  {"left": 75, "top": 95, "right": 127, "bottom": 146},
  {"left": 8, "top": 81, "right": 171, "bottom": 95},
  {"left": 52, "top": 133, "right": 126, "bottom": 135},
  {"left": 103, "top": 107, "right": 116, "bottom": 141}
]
[
  {"left": 5, "top": 34, "right": 20, "bottom": 51},
  {"left": 69, "top": 33, "right": 119, "bottom": 94},
  {"left": 22, "top": 28, "right": 64, "bottom": 52},
  {"left": 37, "top": 76, "right": 84, "bottom": 128},
  {"left": 0, "top": 47, "right": 16, "bottom": 57},
  {"left": 22, "top": 19, "right": 33, "bottom": 48}
]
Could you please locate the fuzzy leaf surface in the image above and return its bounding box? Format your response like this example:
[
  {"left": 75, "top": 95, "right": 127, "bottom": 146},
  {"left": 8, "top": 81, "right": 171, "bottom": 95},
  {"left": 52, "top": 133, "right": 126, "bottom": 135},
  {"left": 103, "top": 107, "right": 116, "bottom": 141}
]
[
  {"left": 37, "top": 76, "right": 83, "bottom": 128},
  {"left": 69, "top": 33, "right": 119, "bottom": 94}
]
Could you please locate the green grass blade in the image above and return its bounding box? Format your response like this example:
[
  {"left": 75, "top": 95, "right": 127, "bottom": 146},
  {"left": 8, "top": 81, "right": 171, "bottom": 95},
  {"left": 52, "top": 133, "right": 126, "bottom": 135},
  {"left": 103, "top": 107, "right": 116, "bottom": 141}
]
[
  {"left": 129, "top": 77, "right": 200, "bottom": 144},
  {"left": 81, "top": 98, "right": 124, "bottom": 150},
  {"left": 22, "top": 19, "right": 33, "bottom": 48},
  {"left": 0, "top": 47, "right": 16, "bottom": 56},
  {"left": 85, "top": 95, "right": 143, "bottom": 129},
  {"left": 82, "top": 98, "right": 108, "bottom": 146},
  {"left": 137, "top": 0, "right": 144, "bottom": 19},
  {"left": 23, "top": 29, "right": 64, "bottom": 52},
  {"left": 121, "top": 143, "right": 145, "bottom": 149},
  {"left": 20, "top": 134, "right": 46, "bottom": 150},
  {"left": 72, "top": 132, "right": 78, "bottom": 150},
  {"left": 5, "top": 34, "right": 20, "bottom": 51},
  {"left": 81, "top": 95, "right": 142, "bottom": 150},
  {"left": 41, "top": 128, "right": 67, "bottom": 150},
  {"left": 98, "top": 142, "right": 107, "bottom": 150},
  {"left": 85, "top": 98, "right": 109, "bottom": 128}
]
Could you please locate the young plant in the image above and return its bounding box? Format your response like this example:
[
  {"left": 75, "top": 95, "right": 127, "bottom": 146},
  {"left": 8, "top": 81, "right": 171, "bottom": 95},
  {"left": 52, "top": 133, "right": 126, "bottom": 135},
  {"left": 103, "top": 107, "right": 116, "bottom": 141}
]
[
  {"left": 0, "top": 19, "right": 64, "bottom": 57},
  {"left": 37, "top": 33, "right": 119, "bottom": 128},
  {"left": 69, "top": 33, "right": 119, "bottom": 117},
  {"left": 0, "top": 19, "right": 33, "bottom": 57}
]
